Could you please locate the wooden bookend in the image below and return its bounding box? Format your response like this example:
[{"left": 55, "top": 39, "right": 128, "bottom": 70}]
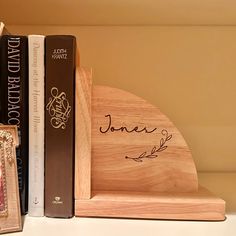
[
  {"left": 75, "top": 68, "right": 92, "bottom": 199},
  {"left": 75, "top": 76, "right": 225, "bottom": 221},
  {"left": 0, "top": 125, "right": 22, "bottom": 233}
]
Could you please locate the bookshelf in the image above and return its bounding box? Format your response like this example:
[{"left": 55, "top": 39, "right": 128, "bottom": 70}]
[
  {"left": 1, "top": 0, "right": 236, "bottom": 235},
  {"left": 4, "top": 173, "right": 236, "bottom": 236}
]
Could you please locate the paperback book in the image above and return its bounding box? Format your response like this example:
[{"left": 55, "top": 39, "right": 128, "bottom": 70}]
[{"left": 28, "top": 35, "right": 45, "bottom": 216}]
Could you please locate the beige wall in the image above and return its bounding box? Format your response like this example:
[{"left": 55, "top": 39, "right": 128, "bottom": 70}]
[
  {"left": 9, "top": 25, "right": 236, "bottom": 172},
  {"left": 3, "top": 0, "right": 236, "bottom": 25}
]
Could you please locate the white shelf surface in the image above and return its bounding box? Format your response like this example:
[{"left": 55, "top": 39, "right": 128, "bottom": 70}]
[
  {"left": 4, "top": 172, "right": 236, "bottom": 236},
  {"left": 15, "top": 214, "right": 236, "bottom": 236}
]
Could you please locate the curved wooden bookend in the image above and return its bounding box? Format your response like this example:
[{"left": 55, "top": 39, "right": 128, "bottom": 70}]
[
  {"left": 75, "top": 68, "right": 225, "bottom": 221},
  {"left": 0, "top": 125, "right": 22, "bottom": 234}
]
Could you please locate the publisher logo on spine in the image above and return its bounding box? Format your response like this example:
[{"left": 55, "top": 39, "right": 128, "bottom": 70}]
[
  {"left": 52, "top": 196, "right": 63, "bottom": 205},
  {"left": 46, "top": 87, "right": 71, "bottom": 129}
]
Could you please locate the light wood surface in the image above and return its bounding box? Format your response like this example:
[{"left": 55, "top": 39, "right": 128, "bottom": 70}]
[
  {"left": 75, "top": 68, "right": 92, "bottom": 200},
  {"left": 0, "top": 125, "right": 22, "bottom": 234},
  {"left": 74, "top": 84, "right": 226, "bottom": 220},
  {"left": 91, "top": 86, "right": 198, "bottom": 193},
  {"left": 75, "top": 186, "right": 225, "bottom": 221},
  {"left": 74, "top": 85, "right": 226, "bottom": 220}
]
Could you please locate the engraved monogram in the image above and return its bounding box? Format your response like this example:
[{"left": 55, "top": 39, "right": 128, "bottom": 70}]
[{"left": 46, "top": 87, "right": 71, "bottom": 129}]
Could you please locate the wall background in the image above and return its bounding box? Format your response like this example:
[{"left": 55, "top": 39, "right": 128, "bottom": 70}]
[{"left": 8, "top": 25, "right": 236, "bottom": 172}]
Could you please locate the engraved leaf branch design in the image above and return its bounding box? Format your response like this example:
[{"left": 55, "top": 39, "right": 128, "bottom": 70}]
[{"left": 125, "top": 129, "right": 172, "bottom": 162}]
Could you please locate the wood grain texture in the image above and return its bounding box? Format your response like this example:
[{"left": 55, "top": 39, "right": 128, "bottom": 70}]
[
  {"left": 75, "top": 186, "right": 225, "bottom": 221},
  {"left": 76, "top": 49, "right": 80, "bottom": 67},
  {"left": 0, "top": 125, "right": 22, "bottom": 234},
  {"left": 75, "top": 86, "right": 225, "bottom": 220},
  {"left": 75, "top": 68, "right": 92, "bottom": 199},
  {"left": 92, "top": 86, "right": 198, "bottom": 193}
]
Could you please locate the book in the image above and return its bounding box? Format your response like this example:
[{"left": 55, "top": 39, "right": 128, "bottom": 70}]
[
  {"left": 0, "top": 22, "right": 9, "bottom": 36},
  {"left": 0, "top": 35, "right": 29, "bottom": 214},
  {"left": 0, "top": 22, "right": 4, "bottom": 35},
  {"left": 28, "top": 35, "right": 45, "bottom": 216},
  {"left": 45, "top": 35, "right": 76, "bottom": 218},
  {"left": 0, "top": 23, "right": 10, "bottom": 120}
]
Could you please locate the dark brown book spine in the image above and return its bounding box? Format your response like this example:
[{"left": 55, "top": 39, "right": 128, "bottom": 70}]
[{"left": 45, "top": 35, "right": 76, "bottom": 218}]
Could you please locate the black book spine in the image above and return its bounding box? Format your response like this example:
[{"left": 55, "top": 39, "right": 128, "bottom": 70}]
[{"left": 0, "top": 35, "right": 28, "bottom": 214}]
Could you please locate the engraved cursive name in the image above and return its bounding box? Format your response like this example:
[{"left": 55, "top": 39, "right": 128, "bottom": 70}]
[
  {"left": 46, "top": 87, "right": 71, "bottom": 129},
  {"left": 99, "top": 114, "right": 157, "bottom": 134}
]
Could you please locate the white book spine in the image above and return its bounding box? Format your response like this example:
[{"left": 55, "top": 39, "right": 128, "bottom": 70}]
[{"left": 28, "top": 35, "right": 45, "bottom": 216}]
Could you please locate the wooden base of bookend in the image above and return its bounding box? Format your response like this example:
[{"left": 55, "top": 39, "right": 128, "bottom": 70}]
[
  {"left": 0, "top": 125, "right": 22, "bottom": 234},
  {"left": 74, "top": 70, "right": 225, "bottom": 221},
  {"left": 75, "top": 186, "right": 225, "bottom": 221}
]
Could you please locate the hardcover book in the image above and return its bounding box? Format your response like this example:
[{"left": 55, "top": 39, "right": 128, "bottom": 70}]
[
  {"left": 0, "top": 22, "right": 4, "bottom": 35},
  {"left": 45, "top": 35, "right": 76, "bottom": 218},
  {"left": 28, "top": 35, "right": 45, "bottom": 216},
  {"left": 0, "top": 35, "right": 29, "bottom": 214},
  {"left": 0, "top": 22, "right": 9, "bottom": 36}
]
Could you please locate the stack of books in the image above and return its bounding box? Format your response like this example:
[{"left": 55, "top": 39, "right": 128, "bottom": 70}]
[{"left": 0, "top": 22, "right": 76, "bottom": 218}]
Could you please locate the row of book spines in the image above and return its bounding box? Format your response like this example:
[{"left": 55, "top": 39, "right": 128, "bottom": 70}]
[
  {"left": 28, "top": 35, "right": 76, "bottom": 217},
  {"left": 0, "top": 35, "right": 44, "bottom": 216},
  {"left": 0, "top": 34, "right": 76, "bottom": 217}
]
